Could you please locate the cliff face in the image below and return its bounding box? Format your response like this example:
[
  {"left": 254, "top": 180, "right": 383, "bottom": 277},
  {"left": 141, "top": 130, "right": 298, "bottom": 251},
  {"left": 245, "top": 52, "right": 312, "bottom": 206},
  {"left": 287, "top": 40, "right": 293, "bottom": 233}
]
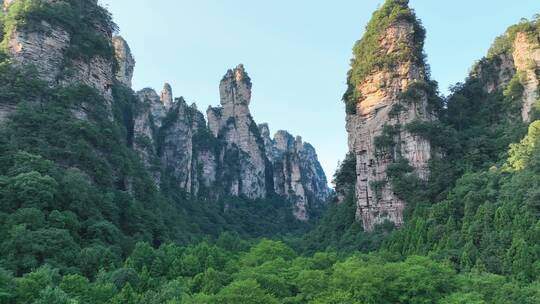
[
  {"left": 344, "top": 1, "right": 434, "bottom": 231},
  {"left": 0, "top": 1, "right": 330, "bottom": 220},
  {"left": 128, "top": 66, "right": 329, "bottom": 218},
  {"left": 160, "top": 100, "right": 217, "bottom": 194},
  {"left": 512, "top": 32, "right": 540, "bottom": 121},
  {"left": 207, "top": 65, "right": 269, "bottom": 199},
  {"left": 2, "top": 0, "right": 117, "bottom": 121},
  {"left": 133, "top": 88, "right": 161, "bottom": 175},
  {"left": 260, "top": 125, "right": 330, "bottom": 220},
  {"left": 131, "top": 65, "right": 330, "bottom": 219},
  {"left": 113, "top": 36, "right": 135, "bottom": 88},
  {"left": 472, "top": 23, "right": 540, "bottom": 121}
]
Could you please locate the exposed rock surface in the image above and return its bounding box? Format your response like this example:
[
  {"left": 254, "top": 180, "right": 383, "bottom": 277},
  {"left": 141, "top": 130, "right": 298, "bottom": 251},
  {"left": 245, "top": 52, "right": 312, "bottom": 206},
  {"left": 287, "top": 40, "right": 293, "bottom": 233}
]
[
  {"left": 207, "top": 65, "right": 269, "bottom": 199},
  {"left": 472, "top": 28, "right": 540, "bottom": 122},
  {"left": 130, "top": 65, "right": 330, "bottom": 219},
  {"left": 113, "top": 36, "right": 135, "bottom": 87},
  {"left": 160, "top": 100, "right": 216, "bottom": 194},
  {"left": 0, "top": 1, "right": 330, "bottom": 220},
  {"left": 4, "top": 0, "right": 115, "bottom": 106},
  {"left": 512, "top": 32, "right": 540, "bottom": 121},
  {"left": 345, "top": 16, "right": 434, "bottom": 230},
  {"left": 260, "top": 125, "right": 330, "bottom": 220},
  {"left": 6, "top": 20, "right": 70, "bottom": 83},
  {"left": 160, "top": 83, "right": 174, "bottom": 108}
]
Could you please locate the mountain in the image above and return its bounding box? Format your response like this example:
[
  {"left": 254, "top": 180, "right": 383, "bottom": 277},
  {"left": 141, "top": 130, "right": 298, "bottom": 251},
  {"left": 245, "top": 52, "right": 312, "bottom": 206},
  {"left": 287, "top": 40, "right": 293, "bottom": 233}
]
[
  {"left": 342, "top": 0, "right": 437, "bottom": 230},
  {"left": 0, "top": 0, "right": 330, "bottom": 223},
  {"left": 0, "top": 0, "right": 328, "bottom": 277},
  {"left": 2, "top": 0, "right": 540, "bottom": 303}
]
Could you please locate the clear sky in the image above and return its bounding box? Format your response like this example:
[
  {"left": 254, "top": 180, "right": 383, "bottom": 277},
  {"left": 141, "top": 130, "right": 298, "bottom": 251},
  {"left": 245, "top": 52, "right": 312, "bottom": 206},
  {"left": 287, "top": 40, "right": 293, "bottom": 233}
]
[{"left": 99, "top": 0, "right": 540, "bottom": 184}]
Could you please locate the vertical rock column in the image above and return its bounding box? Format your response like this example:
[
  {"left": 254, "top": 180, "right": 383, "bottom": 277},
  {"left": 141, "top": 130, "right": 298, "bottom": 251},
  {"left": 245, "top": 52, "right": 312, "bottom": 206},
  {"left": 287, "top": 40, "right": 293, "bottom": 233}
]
[
  {"left": 113, "top": 36, "right": 135, "bottom": 88},
  {"left": 512, "top": 32, "right": 540, "bottom": 122},
  {"left": 207, "top": 65, "right": 268, "bottom": 199},
  {"left": 345, "top": 3, "right": 434, "bottom": 231},
  {"left": 259, "top": 125, "right": 330, "bottom": 221}
]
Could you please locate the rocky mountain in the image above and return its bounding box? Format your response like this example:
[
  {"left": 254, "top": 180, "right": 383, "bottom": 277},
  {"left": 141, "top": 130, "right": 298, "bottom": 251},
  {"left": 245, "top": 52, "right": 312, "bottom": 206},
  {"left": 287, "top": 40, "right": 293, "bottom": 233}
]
[
  {"left": 131, "top": 64, "right": 330, "bottom": 219},
  {"left": 472, "top": 22, "right": 540, "bottom": 121},
  {"left": 342, "top": 0, "right": 436, "bottom": 230},
  {"left": 339, "top": 0, "right": 540, "bottom": 232},
  {"left": 0, "top": 0, "right": 330, "bottom": 220}
]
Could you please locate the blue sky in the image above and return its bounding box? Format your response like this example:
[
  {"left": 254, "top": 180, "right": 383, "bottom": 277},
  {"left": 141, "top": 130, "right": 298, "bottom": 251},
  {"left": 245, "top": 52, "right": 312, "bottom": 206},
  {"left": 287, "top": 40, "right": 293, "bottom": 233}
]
[{"left": 100, "top": 0, "right": 540, "bottom": 184}]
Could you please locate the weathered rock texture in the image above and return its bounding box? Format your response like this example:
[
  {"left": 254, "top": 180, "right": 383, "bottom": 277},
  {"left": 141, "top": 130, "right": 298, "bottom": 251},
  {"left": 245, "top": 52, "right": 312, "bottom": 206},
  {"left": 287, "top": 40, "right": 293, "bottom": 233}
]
[
  {"left": 160, "top": 100, "right": 217, "bottom": 194},
  {"left": 207, "top": 65, "right": 269, "bottom": 199},
  {"left": 160, "top": 83, "right": 173, "bottom": 108},
  {"left": 128, "top": 66, "right": 330, "bottom": 218},
  {"left": 113, "top": 36, "right": 135, "bottom": 87},
  {"left": 472, "top": 27, "right": 540, "bottom": 122},
  {"left": 345, "top": 17, "right": 434, "bottom": 230},
  {"left": 260, "top": 125, "right": 330, "bottom": 220},
  {"left": 0, "top": 0, "right": 330, "bottom": 219},
  {"left": 512, "top": 32, "right": 540, "bottom": 121},
  {"left": 134, "top": 88, "right": 161, "bottom": 171},
  {"left": 3, "top": 0, "right": 115, "bottom": 105},
  {"left": 131, "top": 66, "right": 330, "bottom": 219}
]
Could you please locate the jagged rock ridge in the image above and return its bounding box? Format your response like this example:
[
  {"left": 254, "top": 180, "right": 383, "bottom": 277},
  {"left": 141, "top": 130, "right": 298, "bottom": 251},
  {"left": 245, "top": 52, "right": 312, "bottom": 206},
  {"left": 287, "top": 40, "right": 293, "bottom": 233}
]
[
  {"left": 260, "top": 125, "right": 330, "bottom": 220},
  {"left": 130, "top": 65, "right": 331, "bottom": 219},
  {"left": 0, "top": 0, "right": 330, "bottom": 220}
]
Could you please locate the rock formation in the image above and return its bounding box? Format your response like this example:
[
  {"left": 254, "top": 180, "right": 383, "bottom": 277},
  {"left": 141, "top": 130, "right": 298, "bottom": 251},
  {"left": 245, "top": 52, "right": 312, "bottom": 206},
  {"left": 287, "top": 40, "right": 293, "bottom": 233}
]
[
  {"left": 113, "top": 36, "right": 135, "bottom": 87},
  {"left": 512, "top": 32, "right": 540, "bottom": 121},
  {"left": 0, "top": 1, "right": 330, "bottom": 220},
  {"left": 344, "top": 0, "right": 434, "bottom": 230},
  {"left": 160, "top": 83, "right": 174, "bottom": 108},
  {"left": 133, "top": 88, "right": 161, "bottom": 169},
  {"left": 472, "top": 25, "right": 540, "bottom": 122},
  {"left": 131, "top": 65, "right": 330, "bottom": 219},
  {"left": 3, "top": 0, "right": 116, "bottom": 105},
  {"left": 260, "top": 125, "right": 330, "bottom": 220},
  {"left": 207, "top": 65, "right": 269, "bottom": 199},
  {"left": 160, "top": 99, "right": 217, "bottom": 194}
]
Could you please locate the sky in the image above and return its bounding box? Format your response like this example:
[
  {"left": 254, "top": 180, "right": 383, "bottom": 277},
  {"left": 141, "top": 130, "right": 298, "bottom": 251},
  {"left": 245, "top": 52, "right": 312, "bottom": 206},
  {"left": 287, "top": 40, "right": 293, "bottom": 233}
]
[{"left": 99, "top": 0, "right": 540, "bottom": 184}]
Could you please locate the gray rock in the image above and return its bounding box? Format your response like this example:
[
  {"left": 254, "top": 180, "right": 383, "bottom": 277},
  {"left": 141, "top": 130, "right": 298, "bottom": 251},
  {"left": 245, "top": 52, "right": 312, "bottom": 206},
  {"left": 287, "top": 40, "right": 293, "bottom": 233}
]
[
  {"left": 207, "top": 64, "right": 268, "bottom": 199},
  {"left": 113, "top": 36, "right": 135, "bottom": 87}
]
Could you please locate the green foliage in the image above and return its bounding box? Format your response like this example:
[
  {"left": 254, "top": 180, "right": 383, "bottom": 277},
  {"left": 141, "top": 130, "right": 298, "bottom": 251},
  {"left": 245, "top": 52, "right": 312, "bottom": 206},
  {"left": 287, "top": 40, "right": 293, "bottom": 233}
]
[
  {"left": 4, "top": 239, "right": 538, "bottom": 303},
  {"left": 332, "top": 152, "right": 356, "bottom": 193},
  {"left": 299, "top": 190, "right": 392, "bottom": 254},
  {"left": 0, "top": 55, "right": 311, "bottom": 280},
  {"left": 1, "top": 3, "right": 540, "bottom": 304},
  {"left": 373, "top": 124, "right": 400, "bottom": 153},
  {"left": 385, "top": 118, "right": 540, "bottom": 282},
  {"left": 488, "top": 17, "right": 540, "bottom": 58},
  {"left": 1, "top": 0, "right": 118, "bottom": 60},
  {"left": 343, "top": 0, "right": 426, "bottom": 114}
]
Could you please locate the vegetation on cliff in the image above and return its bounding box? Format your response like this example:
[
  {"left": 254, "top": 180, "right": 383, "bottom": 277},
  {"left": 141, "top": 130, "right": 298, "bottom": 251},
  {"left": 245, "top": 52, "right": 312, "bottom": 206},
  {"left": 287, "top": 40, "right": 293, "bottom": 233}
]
[
  {"left": 2, "top": 0, "right": 540, "bottom": 303},
  {"left": 1, "top": 0, "right": 117, "bottom": 60},
  {"left": 309, "top": 10, "right": 540, "bottom": 292},
  {"left": 343, "top": 0, "right": 426, "bottom": 114}
]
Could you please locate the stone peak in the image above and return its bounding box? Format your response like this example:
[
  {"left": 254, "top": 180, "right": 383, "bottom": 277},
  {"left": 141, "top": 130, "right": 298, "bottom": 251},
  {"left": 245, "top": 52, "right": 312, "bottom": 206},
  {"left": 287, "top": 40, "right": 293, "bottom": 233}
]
[
  {"left": 258, "top": 123, "right": 270, "bottom": 135},
  {"left": 112, "top": 35, "right": 135, "bottom": 87},
  {"left": 160, "top": 83, "right": 173, "bottom": 108},
  {"left": 112, "top": 35, "right": 130, "bottom": 50},
  {"left": 222, "top": 64, "right": 252, "bottom": 87},
  {"left": 219, "top": 64, "right": 252, "bottom": 106}
]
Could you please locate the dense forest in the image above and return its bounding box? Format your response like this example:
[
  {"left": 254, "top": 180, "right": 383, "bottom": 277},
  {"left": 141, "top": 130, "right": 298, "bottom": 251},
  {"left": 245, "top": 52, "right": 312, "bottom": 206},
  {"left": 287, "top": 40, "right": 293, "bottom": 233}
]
[{"left": 1, "top": 0, "right": 540, "bottom": 303}]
